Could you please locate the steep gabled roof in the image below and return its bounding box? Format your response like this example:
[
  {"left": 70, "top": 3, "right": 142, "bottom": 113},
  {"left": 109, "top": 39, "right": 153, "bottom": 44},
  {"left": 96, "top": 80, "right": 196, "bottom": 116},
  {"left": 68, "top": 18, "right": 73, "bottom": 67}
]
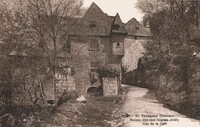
[
  {"left": 83, "top": 2, "right": 105, "bottom": 19},
  {"left": 69, "top": 3, "right": 150, "bottom": 37},
  {"left": 112, "top": 13, "right": 127, "bottom": 34},
  {"left": 125, "top": 18, "right": 151, "bottom": 37},
  {"left": 70, "top": 2, "right": 113, "bottom": 36}
]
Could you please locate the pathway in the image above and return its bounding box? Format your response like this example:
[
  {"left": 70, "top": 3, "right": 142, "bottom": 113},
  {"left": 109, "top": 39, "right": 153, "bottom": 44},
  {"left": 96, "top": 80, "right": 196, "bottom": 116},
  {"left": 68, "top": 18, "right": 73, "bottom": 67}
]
[{"left": 120, "top": 86, "right": 200, "bottom": 127}]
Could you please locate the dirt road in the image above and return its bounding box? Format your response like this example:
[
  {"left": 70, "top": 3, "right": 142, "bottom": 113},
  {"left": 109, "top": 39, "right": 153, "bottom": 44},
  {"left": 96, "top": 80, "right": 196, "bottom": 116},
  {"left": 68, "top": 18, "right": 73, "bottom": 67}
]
[{"left": 120, "top": 86, "right": 200, "bottom": 127}]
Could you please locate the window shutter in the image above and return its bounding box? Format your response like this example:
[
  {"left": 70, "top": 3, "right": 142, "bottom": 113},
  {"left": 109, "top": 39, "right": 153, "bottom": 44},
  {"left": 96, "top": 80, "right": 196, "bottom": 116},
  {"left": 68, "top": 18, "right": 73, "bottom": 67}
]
[{"left": 90, "top": 38, "right": 100, "bottom": 50}]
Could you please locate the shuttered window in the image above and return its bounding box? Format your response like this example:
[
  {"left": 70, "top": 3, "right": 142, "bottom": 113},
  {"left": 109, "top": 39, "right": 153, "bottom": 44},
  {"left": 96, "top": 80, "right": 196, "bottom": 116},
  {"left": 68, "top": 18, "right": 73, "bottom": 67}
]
[{"left": 89, "top": 38, "right": 100, "bottom": 51}]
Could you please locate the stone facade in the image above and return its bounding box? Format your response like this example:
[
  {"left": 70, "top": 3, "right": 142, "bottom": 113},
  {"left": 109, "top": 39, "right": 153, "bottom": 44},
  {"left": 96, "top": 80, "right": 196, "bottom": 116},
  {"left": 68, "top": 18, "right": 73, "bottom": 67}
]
[
  {"left": 6, "top": 2, "right": 151, "bottom": 105},
  {"left": 67, "top": 3, "right": 126, "bottom": 94},
  {"left": 66, "top": 3, "right": 151, "bottom": 94},
  {"left": 103, "top": 77, "right": 120, "bottom": 96},
  {"left": 20, "top": 2, "right": 150, "bottom": 98}
]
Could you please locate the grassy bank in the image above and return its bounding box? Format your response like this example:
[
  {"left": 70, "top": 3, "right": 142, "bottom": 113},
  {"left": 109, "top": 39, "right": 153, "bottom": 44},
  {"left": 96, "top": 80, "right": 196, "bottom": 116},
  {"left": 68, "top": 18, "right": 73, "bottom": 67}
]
[{"left": 0, "top": 86, "right": 129, "bottom": 127}]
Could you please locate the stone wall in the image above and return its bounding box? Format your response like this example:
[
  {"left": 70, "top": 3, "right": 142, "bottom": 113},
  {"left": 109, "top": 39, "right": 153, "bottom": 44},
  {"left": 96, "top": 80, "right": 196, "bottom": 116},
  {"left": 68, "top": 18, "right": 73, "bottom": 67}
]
[
  {"left": 122, "top": 36, "right": 148, "bottom": 85},
  {"left": 103, "top": 77, "right": 120, "bottom": 96},
  {"left": 69, "top": 36, "right": 116, "bottom": 94},
  {"left": 122, "top": 37, "right": 146, "bottom": 71},
  {"left": 112, "top": 34, "right": 125, "bottom": 56},
  {"left": 55, "top": 75, "right": 76, "bottom": 95}
]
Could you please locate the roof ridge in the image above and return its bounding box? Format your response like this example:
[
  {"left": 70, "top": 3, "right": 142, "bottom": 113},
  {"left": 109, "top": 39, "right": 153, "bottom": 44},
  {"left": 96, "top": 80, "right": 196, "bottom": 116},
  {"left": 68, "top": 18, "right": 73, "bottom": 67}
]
[
  {"left": 125, "top": 17, "right": 151, "bottom": 37},
  {"left": 84, "top": 2, "right": 105, "bottom": 16},
  {"left": 126, "top": 17, "right": 137, "bottom": 24}
]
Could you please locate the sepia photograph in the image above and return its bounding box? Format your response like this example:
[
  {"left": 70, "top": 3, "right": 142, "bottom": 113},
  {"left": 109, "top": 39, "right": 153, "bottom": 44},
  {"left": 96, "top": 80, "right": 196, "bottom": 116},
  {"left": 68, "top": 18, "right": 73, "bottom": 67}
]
[{"left": 0, "top": 0, "right": 200, "bottom": 126}]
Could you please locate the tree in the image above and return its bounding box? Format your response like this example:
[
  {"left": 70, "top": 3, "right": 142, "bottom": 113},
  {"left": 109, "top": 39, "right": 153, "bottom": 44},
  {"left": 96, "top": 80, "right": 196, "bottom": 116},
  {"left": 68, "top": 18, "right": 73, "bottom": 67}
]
[
  {"left": 136, "top": 0, "right": 200, "bottom": 62},
  {"left": 0, "top": 0, "right": 84, "bottom": 105},
  {"left": 21, "top": 0, "right": 83, "bottom": 101},
  {"left": 136, "top": 0, "right": 169, "bottom": 15},
  {"left": 136, "top": 0, "right": 200, "bottom": 116}
]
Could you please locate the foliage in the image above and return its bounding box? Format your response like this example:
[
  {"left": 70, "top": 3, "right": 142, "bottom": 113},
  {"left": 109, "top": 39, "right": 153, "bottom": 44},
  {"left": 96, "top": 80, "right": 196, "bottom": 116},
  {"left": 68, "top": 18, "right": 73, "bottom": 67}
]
[
  {"left": 136, "top": 0, "right": 200, "bottom": 118},
  {"left": 97, "top": 64, "right": 120, "bottom": 78},
  {"left": 136, "top": 0, "right": 169, "bottom": 15},
  {"left": 0, "top": 0, "right": 83, "bottom": 107},
  {"left": 0, "top": 105, "right": 56, "bottom": 127},
  {"left": 137, "top": 0, "right": 200, "bottom": 72}
]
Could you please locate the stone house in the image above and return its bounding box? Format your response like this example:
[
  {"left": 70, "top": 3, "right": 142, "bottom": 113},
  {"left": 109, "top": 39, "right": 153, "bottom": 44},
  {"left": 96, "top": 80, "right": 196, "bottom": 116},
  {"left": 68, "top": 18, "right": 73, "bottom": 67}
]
[
  {"left": 65, "top": 2, "right": 151, "bottom": 94},
  {"left": 1, "top": 2, "right": 151, "bottom": 104},
  {"left": 66, "top": 2, "right": 126, "bottom": 94}
]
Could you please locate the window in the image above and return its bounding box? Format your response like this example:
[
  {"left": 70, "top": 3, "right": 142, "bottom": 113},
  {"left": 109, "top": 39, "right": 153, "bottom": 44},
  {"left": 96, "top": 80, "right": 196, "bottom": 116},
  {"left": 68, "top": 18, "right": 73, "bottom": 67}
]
[
  {"left": 136, "top": 26, "right": 139, "bottom": 30},
  {"left": 117, "top": 42, "right": 120, "bottom": 47},
  {"left": 62, "top": 39, "right": 71, "bottom": 53},
  {"left": 90, "top": 38, "right": 100, "bottom": 51},
  {"left": 89, "top": 21, "right": 97, "bottom": 28},
  {"left": 115, "top": 42, "right": 121, "bottom": 48},
  {"left": 90, "top": 61, "right": 99, "bottom": 83},
  {"left": 134, "top": 36, "right": 137, "bottom": 40},
  {"left": 113, "top": 24, "right": 120, "bottom": 30},
  {"left": 90, "top": 71, "right": 98, "bottom": 84}
]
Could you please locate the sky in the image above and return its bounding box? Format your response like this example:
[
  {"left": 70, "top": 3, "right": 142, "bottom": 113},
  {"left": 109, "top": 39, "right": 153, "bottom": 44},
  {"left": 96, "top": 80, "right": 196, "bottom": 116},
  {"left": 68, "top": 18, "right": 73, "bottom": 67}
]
[{"left": 82, "top": 0, "right": 144, "bottom": 23}]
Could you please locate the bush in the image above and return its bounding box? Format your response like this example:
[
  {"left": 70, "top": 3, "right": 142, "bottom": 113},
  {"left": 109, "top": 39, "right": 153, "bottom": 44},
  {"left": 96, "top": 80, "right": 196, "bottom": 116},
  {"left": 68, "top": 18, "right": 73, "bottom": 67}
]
[
  {"left": 0, "top": 105, "right": 56, "bottom": 127},
  {"left": 97, "top": 64, "right": 120, "bottom": 78},
  {"left": 57, "top": 91, "right": 78, "bottom": 106}
]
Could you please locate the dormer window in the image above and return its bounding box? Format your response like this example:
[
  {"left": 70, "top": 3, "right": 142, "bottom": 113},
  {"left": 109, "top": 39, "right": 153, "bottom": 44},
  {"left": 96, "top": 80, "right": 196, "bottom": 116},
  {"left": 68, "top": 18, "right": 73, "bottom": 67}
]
[
  {"left": 89, "top": 21, "right": 97, "bottom": 28},
  {"left": 113, "top": 24, "right": 120, "bottom": 30},
  {"left": 134, "top": 36, "right": 137, "bottom": 40},
  {"left": 136, "top": 26, "right": 139, "bottom": 30}
]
